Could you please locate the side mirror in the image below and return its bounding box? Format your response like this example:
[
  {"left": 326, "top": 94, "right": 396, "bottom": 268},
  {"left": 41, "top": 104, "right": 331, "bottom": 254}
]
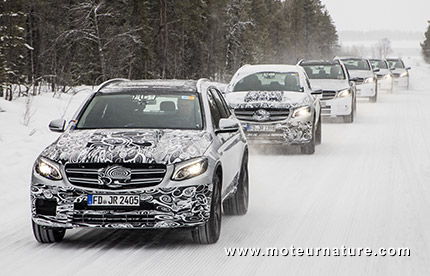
[
  {"left": 49, "top": 119, "right": 66, "bottom": 132},
  {"left": 390, "top": 67, "right": 396, "bottom": 71},
  {"left": 215, "top": 118, "right": 240, "bottom": 134},
  {"left": 373, "top": 68, "right": 380, "bottom": 73},
  {"left": 405, "top": 67, "right": 411, "bottom": 70}
]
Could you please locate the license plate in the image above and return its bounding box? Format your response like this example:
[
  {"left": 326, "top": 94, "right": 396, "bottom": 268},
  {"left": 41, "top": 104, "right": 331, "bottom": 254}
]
[
  {"left": 88, "top": 194, "right": 140, "bottom": 206},
  {"left": 247, "top": 124, "right": 276, "bottom": 132}
]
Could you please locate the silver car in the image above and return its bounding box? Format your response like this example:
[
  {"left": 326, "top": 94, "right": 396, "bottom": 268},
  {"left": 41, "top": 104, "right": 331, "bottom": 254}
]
[
  {"left": 386, "top": 58, "right": 411, "bottom": 89},
  {"left": 31, "top": 79, "right": 248, "bottom": 244}
]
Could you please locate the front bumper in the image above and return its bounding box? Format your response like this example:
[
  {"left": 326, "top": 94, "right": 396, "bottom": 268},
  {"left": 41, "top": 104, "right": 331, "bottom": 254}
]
[
  {"left": 394, "top": 77, "right": 409, "bottom": 87},
  {"left": 31, "top": 183, "right": 213, "bottom": 229},
  {"left": 378, "top": 78, "right": 393, "bottom": 90},
  {"left": 243, "top": 120, "right": 313, "bottom": 145},
  {"left": 356, "top": 83, "right": 376, "bottom": 97},
  {"left": 320, "top": 96, "right": 352, "bottom": 117}
]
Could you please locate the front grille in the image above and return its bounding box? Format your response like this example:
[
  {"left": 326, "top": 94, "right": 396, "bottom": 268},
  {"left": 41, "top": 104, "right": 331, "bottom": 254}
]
[
  {"left": 393, "top": 73, "right": 400, "bottom": 78},
  {"left": 354, "top": 78, "right": 364, "bottom": 85},
  {"left": 65, "top": 163, "right": 166, "bottom": 190},
  {"left": 321, "top": 91, "right": 336, "bottom": 100},
  {"left": 234, "top": 108, "right": 290, "bottom": 122}
]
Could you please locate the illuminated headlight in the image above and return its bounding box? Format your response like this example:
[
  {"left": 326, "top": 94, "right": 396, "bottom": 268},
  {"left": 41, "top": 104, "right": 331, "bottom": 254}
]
[
  {"left": 35, "top": 157, "right": 62, "bottom": 180},
  {"left": 364, "top": 77, "right": 376, "bottom": 84},
  {"left": 292, "top": 106, "right": 312, "bottom": 118},
  {"left": 383, "top": 74, "right": 392, "bottom": 79},
  {"left": 338, "top": 89, "right": 351, "bottom": 98},
  {"left": 400, "top": 71, "right": 409, "bottom": 78},
  {"left": 172, "top": 158, "right": 208, "bottom": 181}
]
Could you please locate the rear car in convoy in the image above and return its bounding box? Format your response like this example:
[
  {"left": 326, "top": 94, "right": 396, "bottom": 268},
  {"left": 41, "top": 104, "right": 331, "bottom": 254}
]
[
  {"left": 336, "top": 57, "right": 379, "bottom": 102},
  {"left": 224, "top": 64, "right": 321, "bottom": 154},
  {"left": 386, "top": 58, "right": 411, "bottom": 89},
  {"left": 298, "top": 59, "right": 356, "bottom": 123},
  {"left": 31, "top": 78, "right": 249, "bottom": 244},
  {"left": 370, "top": 58, "right": 394, "bottom": 93}
]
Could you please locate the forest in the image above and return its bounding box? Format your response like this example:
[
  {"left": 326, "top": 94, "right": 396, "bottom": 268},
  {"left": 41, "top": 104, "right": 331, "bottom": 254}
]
[{"left": 0, "top": 0, "right": 338, "bottom": 100}]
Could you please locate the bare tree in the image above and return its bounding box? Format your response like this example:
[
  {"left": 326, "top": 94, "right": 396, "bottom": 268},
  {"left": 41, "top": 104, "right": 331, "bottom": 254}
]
[{"left": 375, "top": 38, "right": 392, "bottom": 59}]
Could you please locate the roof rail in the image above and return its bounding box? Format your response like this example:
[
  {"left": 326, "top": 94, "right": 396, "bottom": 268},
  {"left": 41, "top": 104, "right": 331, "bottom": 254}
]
[
  {"left": 96, "top": 78, "right": 129, "bottom": 92},
  {"left": 196, "top": 78, "right": 210, "bottom": 93}
]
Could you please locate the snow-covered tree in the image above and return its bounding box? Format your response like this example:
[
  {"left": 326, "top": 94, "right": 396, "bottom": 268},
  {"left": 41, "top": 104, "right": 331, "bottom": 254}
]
[
  {"left": 0, "top": 0, "right": 27, "bottom": 101},
  {"left": 421, "top": 21, "right": 430, "bottom": 64}
]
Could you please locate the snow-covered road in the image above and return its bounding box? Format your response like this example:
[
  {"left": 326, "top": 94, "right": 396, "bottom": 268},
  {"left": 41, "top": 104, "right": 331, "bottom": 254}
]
[{"left": 1, "top": 77, "right": 430, "bottom": 275}]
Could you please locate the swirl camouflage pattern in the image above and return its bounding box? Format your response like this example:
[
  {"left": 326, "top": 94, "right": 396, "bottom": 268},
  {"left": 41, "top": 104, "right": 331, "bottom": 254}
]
[
  {"left": 41, "top": 129, "right": 213, "bottom": 165},
  {"left": 31, "top": 183, "right": 213, "bottom": 228}
]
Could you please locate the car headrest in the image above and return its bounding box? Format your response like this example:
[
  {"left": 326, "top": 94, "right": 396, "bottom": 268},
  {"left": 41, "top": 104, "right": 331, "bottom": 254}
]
[{"left": 160, "top": 101, "right": 176, "bottom": 112}]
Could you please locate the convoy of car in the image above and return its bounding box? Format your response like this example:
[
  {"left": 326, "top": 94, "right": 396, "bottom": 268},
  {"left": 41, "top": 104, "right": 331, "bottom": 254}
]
[
  {"left": 224, "top": 64, "right": 321, "bottom": 154},
  {"left": 298, "top": 60, "right": 356, "bottom": 123},
  {"left": 31, "top": 56, "right": 410, "bottom": 244}
]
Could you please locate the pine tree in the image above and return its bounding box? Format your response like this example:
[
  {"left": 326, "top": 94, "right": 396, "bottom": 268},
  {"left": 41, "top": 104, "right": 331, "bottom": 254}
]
[{"left": 421, "top": 21, "right": 430, "bottom": 64}]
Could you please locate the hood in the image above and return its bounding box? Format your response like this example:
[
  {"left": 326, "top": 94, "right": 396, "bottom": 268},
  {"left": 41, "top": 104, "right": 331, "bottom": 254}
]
[
  {"left": 348, "top": 70, "right": 374, "bottom": 79},
  {"left": 41, "top": 129, "right": 213, "bottom": 165},
  {"left": 225, "top": 91, "right": 311, "bottom": 110},
  {"left": 309, "top": 79, "right": 349, "bottom": 91}
]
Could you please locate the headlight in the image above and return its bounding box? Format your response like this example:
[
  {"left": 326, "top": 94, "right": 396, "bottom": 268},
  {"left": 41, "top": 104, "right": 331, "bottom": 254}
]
[
  {"left": 400, "top": 71, "right": 409, "bottom": 78},
  {"left": 172, "top": 158, "right": 208, "bottom": 181},
  {"left": 364, "top": 77, "right": 376, "bottom": 84},
  {"left": 35, "top": 157, "right": 62, "bottom": 180},
  {"left": 292, "top": 106, "right": 311, "bottom": 118},
  {"left": 338, "top": 89, "right": 351, "bottom": 98}
]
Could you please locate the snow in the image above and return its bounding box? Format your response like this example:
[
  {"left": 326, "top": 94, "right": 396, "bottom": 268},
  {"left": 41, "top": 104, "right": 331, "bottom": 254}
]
[{"left": 1, "top": 60, "right": 430, "bottom": 275}]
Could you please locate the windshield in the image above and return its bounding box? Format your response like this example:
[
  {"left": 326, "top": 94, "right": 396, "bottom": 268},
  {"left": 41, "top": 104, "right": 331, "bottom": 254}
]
[
  {"left": 370, "top": 60, "right": 388, "bottom": 69},
  {"left": 301, "top": 64, "right": 345, "bottom": 80},
  {"left": 341, "top": 59, "right": 371, "bottom": 71},
  {"left": 76, "top": 91, "right": 203, "bottom": 130},
  {"left": 233, "top": 72, "right": 302, "bottom": 92},
  {"left": 387, "top": 59, "right": 405, "bottom": 69}
]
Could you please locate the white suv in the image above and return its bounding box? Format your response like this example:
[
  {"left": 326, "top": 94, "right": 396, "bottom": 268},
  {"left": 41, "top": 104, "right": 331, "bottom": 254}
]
[{"left": 299, "top": 60, "right": 356, "bottom": 123}]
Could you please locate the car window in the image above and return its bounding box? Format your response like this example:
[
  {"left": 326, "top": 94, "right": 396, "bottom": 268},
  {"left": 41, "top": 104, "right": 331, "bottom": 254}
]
[
  {"left": 370, "top": 60, "right": 388, "bottom": 69},
  {"left": 341, "top": 59, "right": 371, "bottom": 71},
  {"left": 302, "top": 64, "right": 345, "bottom": 80},
  {"left": 387, "top": 60, "right": 405, "bottom": 69},
  {"left": 233, "top": 72, "right": 302, "bottom": 92},
  {"left": 210, "top": 88, "right": 231, "bottom": 118},
  {"left": 76, "top": 91, "right": 203, "bottom": 130},
  {"left": 207, "top": 90, "right": 222, "bottom": 128}
]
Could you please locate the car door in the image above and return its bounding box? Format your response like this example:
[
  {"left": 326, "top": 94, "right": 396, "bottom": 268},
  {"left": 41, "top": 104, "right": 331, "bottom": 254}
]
[{"left": 207, "top": 88, "right": 244, "bottom": 196}]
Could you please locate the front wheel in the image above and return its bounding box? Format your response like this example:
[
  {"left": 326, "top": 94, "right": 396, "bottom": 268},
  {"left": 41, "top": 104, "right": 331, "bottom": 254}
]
[
  {"left": 32, "top": 221, "right": 66, "bottom": 243},
  {"left": 192, "top": 171, "right": 222, "bottom": 244}
]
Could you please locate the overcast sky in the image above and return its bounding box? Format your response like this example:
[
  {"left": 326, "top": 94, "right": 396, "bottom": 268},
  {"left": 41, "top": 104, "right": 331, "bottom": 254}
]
[{"left": 321, "top": 0, "right": 430, "bottom": 32}]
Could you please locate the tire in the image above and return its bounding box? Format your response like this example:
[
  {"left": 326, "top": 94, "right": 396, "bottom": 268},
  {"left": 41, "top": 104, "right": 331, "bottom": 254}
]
[
  {"left": 369, "top": 85, "right": 378, "bottom": 103},
  {"left": 223, "top": 150, "right": 249, "bottom": 215},
  {"left": 192, "top": 170, "right": 222, "bottom": 244},
  {"left": 32, "top": 220, "right": 66, "bottom": 243},
  {"left": 315, "top": 114, "right": 322, "bottom": 145},
  {"left": 300, "top": 121, "right": 316, "bottom": 154}
]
